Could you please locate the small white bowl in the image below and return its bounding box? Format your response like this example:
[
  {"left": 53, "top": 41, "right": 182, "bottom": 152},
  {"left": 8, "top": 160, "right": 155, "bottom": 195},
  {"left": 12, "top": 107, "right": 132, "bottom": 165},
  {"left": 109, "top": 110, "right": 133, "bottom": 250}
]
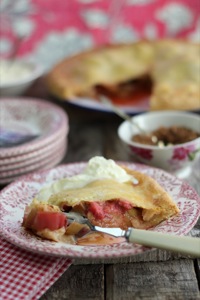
[
  {"left": 0, "top": 59, "right": 43, "bottom": 96},
  {"left": 118, "top": 111, "right": 200, "bottom": 178}
]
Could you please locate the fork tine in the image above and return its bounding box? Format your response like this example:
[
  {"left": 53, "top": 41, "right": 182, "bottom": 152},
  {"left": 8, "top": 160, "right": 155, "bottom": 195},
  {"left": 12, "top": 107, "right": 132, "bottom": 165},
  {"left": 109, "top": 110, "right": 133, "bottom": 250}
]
[
  {"left": 65, "top": 211, "right": 94, "bottom": 229},
  {"left": 65, "top": 212, "right": 86, "bottom": 223}
]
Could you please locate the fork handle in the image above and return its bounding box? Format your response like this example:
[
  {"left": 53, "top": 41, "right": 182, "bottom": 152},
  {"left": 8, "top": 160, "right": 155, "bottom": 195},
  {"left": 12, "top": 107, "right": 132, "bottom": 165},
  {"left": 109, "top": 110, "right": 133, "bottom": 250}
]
[{"left": 126, "top": 228, "right": 200, "bottom": 257}]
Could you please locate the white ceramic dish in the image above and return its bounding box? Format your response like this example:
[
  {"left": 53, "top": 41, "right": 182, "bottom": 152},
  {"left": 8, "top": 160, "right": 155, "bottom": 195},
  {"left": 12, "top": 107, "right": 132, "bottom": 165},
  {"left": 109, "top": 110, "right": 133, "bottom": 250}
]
[
  {"left": 118, "top": 111, "right": 200, "bottom": 178},
  {"left": 64, "top": 96, "right": 200, "bottom": 115},
  {"left": 0, "top": 59, "right": 44, "bottom": 97},
  {"left": 67, "top": 95, "right": 150, "bottom": 114},
  {"left": 0, "top": 98, "right": 68, "bottom": 158},
  {"left": 0, "top": 162, "right": 199, "bottom": 258}
]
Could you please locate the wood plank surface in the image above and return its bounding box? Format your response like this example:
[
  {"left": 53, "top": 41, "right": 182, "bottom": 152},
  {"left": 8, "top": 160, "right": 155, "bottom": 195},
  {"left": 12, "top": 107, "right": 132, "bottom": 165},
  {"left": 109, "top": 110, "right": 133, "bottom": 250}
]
[
  {"left": 41, "top": 264, "right": 104, "bottom": 300},
  {"left": 106, "top": 260, "right": 200, "bottom": 300},
  {"left": 41, "top": 259, "right": 200, "bottom": 300}
]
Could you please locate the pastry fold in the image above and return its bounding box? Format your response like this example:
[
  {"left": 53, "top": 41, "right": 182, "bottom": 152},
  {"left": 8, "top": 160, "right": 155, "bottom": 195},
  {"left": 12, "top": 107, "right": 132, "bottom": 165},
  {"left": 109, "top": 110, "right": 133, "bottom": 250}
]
[
  {"left": 48, "top": 166, "right": 179, "bottom": 230},
  {"left": 22, "top": 163, "right": 179, "bottom": 243}
]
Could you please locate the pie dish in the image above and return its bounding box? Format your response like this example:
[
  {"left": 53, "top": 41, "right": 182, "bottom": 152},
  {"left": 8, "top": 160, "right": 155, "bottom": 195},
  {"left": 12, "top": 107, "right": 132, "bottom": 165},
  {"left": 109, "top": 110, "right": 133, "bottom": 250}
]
[
  {"left": 0, "top": 161, "right": 199, "bottom": 258},
  {"left": 46, "top": 39, "right": 200, "bottom": 111}
]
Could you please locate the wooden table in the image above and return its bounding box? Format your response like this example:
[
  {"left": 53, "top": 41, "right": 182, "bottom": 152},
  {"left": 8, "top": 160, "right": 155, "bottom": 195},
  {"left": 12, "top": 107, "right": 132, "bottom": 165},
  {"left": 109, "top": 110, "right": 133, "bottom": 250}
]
[{"left": 16, "top": 79, "right": 200, "bottom": 299}]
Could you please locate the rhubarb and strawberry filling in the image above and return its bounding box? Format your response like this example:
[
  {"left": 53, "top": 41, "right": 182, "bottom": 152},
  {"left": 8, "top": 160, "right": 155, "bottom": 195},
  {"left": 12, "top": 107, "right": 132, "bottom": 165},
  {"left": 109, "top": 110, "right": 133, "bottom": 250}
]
[
  {"left": 61, "top": 198, "right": 147, "bottom": 230},
  {"left": 22, "top": 202, "right": 89, "bottom": 244},
  {"left": 22, "top": 198, "right": 145, "bottom": 244}
]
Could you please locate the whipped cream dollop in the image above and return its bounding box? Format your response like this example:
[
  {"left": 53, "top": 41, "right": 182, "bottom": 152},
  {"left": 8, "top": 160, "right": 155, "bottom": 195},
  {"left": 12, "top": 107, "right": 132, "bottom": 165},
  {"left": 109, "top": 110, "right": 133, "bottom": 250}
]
[{"left": 36, "top": 156, "right": 137, "bottom": 202}]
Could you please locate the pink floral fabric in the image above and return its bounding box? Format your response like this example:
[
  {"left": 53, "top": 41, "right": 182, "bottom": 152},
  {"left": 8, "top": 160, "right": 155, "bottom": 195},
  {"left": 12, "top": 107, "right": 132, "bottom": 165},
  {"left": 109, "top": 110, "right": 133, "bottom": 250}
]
[{"left": 0, "top": 0, "right": 199, "bottom": 69}]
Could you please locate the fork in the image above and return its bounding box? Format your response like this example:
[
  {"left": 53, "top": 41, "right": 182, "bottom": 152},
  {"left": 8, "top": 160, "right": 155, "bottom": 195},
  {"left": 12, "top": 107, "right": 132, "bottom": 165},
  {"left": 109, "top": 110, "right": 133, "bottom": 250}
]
[{"left": 65, "top": 212, "right": 200, "bottom": 257}]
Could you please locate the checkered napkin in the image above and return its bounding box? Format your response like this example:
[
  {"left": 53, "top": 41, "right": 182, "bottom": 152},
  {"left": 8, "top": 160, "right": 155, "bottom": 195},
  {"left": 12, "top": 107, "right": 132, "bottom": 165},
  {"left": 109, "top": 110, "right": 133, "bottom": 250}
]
[{"left": 0, "top": 238, "right": 72, "bottom": 300}]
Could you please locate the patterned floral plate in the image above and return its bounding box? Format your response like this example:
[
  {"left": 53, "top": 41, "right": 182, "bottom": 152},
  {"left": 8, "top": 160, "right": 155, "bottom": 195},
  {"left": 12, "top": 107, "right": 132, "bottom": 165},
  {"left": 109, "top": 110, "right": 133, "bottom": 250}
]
[
  {"left": 0, "top": 162, "right": 200, "bottom": 258},
  {"left": 0, "top": 98, "right": 68, "bottom": 158},
  {"left": 0, "top": 144, "right": 66, "bottom": 184},
  {"left": 0, "top": 154, "right": 66, "bottom": 186}
]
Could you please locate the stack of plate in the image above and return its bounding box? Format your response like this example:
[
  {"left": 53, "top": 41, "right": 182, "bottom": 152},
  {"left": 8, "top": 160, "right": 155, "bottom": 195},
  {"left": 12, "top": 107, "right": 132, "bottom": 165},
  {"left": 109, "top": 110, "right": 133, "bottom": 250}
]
[{"left": 0, "top": 98, "right": 69, "bottom": 185}]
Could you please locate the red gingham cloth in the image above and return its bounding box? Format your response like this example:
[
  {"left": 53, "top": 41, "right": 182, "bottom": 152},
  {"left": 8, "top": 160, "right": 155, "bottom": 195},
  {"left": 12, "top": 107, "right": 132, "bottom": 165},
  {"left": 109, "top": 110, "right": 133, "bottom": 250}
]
[{"left": 0, "top": 238, "right": 73, "bottom": 300}]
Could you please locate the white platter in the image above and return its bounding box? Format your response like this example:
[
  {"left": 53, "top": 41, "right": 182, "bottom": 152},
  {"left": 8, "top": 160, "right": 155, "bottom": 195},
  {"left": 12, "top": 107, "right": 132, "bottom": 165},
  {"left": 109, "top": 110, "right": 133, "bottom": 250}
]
[{"left": 67, "top": 96, "right": 149, "bottom": 114}]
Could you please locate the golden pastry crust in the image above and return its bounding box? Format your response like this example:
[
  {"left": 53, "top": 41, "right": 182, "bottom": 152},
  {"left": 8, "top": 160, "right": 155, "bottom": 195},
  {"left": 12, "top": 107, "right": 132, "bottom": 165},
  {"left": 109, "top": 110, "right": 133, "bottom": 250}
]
[
  {"left": 22, "top": 164, "right": 179, "bottom": 241},
  {"left": 48, "top": 165, "right": 179, "bottom": 229},
  {"left": 122, "top": 166, "right": 179, "bottom": 226},
  {"left": 45, "top": 39, "right": 200, "bottom": 111},
  {"left": 150, "top": 40, "right": 200, "bottom": 110},
  {"left": 46, "top": 41, "right": 154, "bottom": 99},
  {"left": 150, "top": 84, "right": 200, "bottom": 110}
]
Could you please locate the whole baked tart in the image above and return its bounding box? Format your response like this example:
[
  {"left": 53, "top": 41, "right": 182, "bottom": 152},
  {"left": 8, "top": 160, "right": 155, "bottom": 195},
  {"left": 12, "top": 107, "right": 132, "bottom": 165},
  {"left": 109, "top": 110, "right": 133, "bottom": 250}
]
[{"left": 45, "top": 39, "right": 200, "bottom": 111}]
